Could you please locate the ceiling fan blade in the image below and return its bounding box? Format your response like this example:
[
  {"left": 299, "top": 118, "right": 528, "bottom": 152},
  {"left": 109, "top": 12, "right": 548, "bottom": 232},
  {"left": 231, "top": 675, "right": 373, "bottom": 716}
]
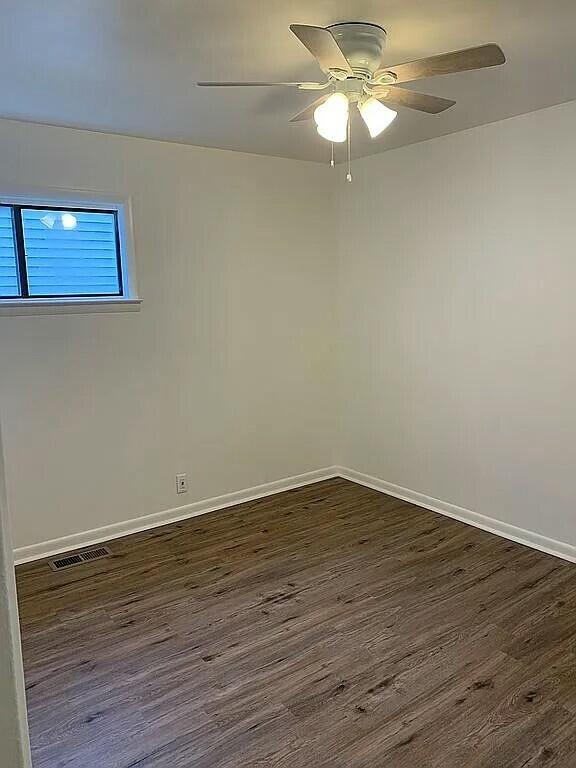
[
  {"left": 289, "top": 94, "right": 330, "bottom": 122},
  {"left": 374, "top": 86, "right": 456, "bottom": 114},
  {"left": 290, "top": 24, "right": 353, "bottom": 75},
  {"left": 377, "top": 44, "right": 505, "bottom": 84},
  {"left": 197, "top": 81, "right": 322, "bottom": 87}
]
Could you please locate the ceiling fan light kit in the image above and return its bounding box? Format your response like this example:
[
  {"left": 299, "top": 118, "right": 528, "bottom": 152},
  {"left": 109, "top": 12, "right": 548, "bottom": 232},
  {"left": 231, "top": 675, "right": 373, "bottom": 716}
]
[
  {"left": 358, "top": 97, "right": 397, "bottom": 138},
  {"left": 314, "top": 92, "right": 349, "bottom": 142},
  {"left": 197, "top": 21, "right": 505, "bottom": 181}
]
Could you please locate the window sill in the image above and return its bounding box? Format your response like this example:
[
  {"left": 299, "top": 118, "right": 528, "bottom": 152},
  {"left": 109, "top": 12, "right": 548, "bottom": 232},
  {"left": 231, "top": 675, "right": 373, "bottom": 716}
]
[{"left": 0, "top": 298, "right": 142, "bottom": 316}]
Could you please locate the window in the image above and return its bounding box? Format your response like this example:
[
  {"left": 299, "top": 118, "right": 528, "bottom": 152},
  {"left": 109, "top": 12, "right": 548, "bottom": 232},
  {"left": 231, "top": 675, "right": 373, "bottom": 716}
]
[{"left": 0, "top": 203, "right": 130, "bottom": 301}]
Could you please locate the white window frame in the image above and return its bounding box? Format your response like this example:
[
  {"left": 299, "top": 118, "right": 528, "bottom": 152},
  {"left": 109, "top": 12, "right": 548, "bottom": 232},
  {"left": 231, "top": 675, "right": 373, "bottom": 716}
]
[{"left": 0, "top": 186, "right": 141, "bottom": 315}]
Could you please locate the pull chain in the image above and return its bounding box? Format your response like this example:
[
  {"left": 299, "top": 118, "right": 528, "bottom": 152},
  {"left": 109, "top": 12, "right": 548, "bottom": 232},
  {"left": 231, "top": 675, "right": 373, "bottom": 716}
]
[
  {"left": 346, "top": 113, "right": 352, "bottom": 182},
  {"left": 330, "top": 142, "right": 334, "bottom": 168}
]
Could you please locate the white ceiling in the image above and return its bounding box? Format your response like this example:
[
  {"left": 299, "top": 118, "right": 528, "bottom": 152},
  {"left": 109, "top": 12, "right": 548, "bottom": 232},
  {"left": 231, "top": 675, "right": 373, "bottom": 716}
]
[{"left": 1, "top": 0, "right": 576, "bottom": 162}]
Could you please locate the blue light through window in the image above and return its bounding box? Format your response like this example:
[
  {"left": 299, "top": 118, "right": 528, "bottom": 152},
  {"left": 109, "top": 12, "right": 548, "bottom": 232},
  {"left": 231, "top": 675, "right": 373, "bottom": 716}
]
[
  {"left": 0, "top": 206, "right": 19, "bottom": 297},
  {"left": 22, "top": 209, "right": 121, "bottom": 297},
  {"left": 0, "top": 204, "right": 124, "bottom": 299}
]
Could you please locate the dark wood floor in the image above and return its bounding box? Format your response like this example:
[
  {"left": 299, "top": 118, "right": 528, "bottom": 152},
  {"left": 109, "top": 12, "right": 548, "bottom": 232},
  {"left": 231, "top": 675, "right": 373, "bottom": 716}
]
[{"left": 15, "top": 478, "right": 576, "bottom": 767}]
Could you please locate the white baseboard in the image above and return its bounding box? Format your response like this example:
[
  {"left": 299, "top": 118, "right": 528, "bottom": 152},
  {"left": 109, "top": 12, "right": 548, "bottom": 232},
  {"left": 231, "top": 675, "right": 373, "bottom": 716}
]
[
  {"left": 13, "top": 466, "right": 338, "bottom": 565},
  {"left": 14, "top": 464, "right": 576, "bottom": 567},
  {"left": 337, "top": 466, "right": 576, "bottom": 564}
]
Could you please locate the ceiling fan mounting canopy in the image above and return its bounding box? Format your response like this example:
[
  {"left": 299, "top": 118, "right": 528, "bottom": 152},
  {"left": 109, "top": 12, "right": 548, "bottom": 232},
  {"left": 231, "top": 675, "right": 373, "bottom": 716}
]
[{"left": 326, "top": 22, "right": 388, "bottom": 79}]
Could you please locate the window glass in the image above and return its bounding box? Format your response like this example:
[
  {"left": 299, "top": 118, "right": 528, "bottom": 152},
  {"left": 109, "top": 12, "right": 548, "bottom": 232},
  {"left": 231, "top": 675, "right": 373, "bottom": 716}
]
[
  {"left": 21, "top": 208, "right": 121, "bottom": 297},
  {"left": 0, "top": 206, "right": 19, "bottom": 297}
]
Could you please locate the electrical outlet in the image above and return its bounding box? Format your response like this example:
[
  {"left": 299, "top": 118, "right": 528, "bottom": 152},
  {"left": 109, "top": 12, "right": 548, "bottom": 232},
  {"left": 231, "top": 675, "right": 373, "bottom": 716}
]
[{"left": 176, "top": 473, "right": 188, "bottom": 494}]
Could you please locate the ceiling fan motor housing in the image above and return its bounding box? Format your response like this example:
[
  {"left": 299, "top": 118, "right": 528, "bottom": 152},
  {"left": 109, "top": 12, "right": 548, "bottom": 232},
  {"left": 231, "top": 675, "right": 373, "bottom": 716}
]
[{"left": 327, "top": 22, "right": 387, "bottom": 78}]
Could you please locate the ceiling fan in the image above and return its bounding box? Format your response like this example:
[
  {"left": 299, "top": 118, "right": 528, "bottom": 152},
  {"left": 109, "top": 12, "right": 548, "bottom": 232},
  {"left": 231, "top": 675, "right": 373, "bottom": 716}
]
[{"left": 198, "top": 23, "right": 505, "bottom": 174}]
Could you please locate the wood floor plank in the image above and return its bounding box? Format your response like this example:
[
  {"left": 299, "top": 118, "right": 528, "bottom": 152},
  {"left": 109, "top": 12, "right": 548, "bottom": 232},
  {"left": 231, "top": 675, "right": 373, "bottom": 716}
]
[{"left": 15, "top": 478, "right": 576, "bottom": 766}]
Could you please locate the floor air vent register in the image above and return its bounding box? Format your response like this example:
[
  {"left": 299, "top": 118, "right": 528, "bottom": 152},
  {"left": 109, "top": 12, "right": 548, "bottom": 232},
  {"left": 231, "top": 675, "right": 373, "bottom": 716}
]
[{"left": 48, "top": 546, "right": 112, "bottom": 571}]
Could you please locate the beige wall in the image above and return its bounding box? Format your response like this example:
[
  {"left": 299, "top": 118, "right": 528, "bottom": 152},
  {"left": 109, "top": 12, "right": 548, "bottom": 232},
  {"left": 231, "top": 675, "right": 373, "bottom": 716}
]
[
  {"left": 3, "top": 99, "right": 576, "bottom": 554},
  {"left": 337, "top": 100, "right": 576, "bottom": 545},
  {"left": 0, "top": 120, "right": 336, "bottom": 550}
]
